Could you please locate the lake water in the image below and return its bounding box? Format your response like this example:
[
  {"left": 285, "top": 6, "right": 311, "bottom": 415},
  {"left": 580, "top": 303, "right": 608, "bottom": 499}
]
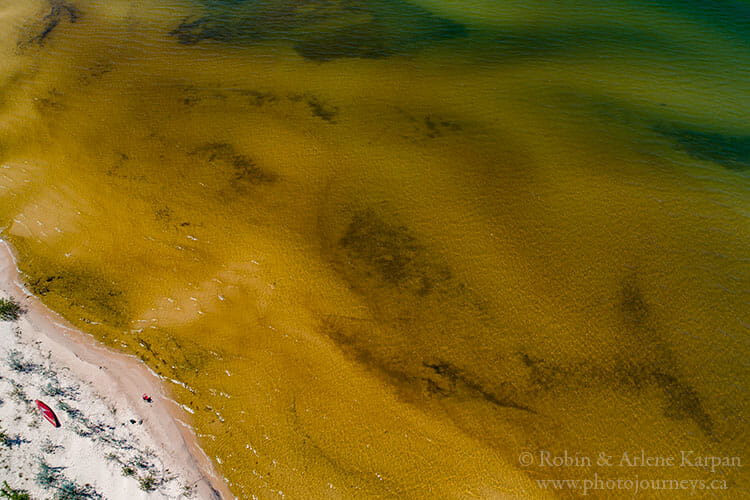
[{"left": 0, "top": 0, "right": 748, "bottom": 497}]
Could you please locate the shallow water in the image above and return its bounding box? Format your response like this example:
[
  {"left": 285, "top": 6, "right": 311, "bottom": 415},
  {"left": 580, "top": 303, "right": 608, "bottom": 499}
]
[{"left": 0, "top": 0, "right": 748, "bottom": 498}]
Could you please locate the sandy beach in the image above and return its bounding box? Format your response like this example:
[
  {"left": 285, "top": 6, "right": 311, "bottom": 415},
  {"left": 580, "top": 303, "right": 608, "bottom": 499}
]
[{"left": 0, "top": 240, "right": 233, "bottom": 500}]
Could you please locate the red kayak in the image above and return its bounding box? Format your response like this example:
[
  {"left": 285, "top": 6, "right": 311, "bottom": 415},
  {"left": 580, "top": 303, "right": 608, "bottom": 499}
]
[{"left": 35, "top": 400, "right": 61, "bottom": 428}]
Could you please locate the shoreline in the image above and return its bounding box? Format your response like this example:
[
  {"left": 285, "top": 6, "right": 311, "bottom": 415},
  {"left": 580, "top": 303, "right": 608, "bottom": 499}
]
[{"left": 0, "top": 239, "right": 234, "bottom": 500}]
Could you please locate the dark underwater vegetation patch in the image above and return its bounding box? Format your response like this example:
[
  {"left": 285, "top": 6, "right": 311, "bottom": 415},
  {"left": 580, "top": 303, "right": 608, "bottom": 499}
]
[
  {"left": 304, "top": 96, "right": 338, "bottom": 122},
  {"left": 293, "top": 23, "right": 393, "bottom": 61},
  {"left": 18, "top": 0, "right": 80, "bottom": 48},
  {"left": 171, "top": 0, "right": 467, "bottom": 60},
  {"left": 105, "top": 151, "right": 147, "bottom": 182},
  {"left": 654, "top": 124, "right": 750, "bottom": 171},
  {"left": 320, "top": 207, "right": 539, "bottom": 414},
  {"left": 653, "top": 371, "right": 713, "bottom": 436},
  {"left": 234, "top": 89, "right": 278, "bottom": 107},
  {"left": 170, "top": 0, "right": 696, "bottom": 68},
  {"left": 482, "top": 25, "right": 673, "bottom": 62},
  {"left": 338, "top": 209, "right": 451, "bottom": 295},
  {"left": 549, "top": 90, "right": 749, "bottom": 173},
  {"left": 190, "top": 142, "right": 277, "bottom": 186},
  {"left": 133, "top": 327, "right": 213, "bottom": 379},
  {"left": 339, "top": 209, "right": 421, "bottom": 286},
  {"left": 22, "top": 258, "right": 131, "bottom": 329},
  {"left": 421, "top": 360, "right": 534, "bottom": 412},
  {"left": 320, "top": 314, "right": 533, "bottom": 413},
  {"left": 619, "top": 277, "right": 649, "bottom": 327},
  {"left": 170, "top": 16, "right": 246, "bottom": 46},
  {"left": 643, "top": 0, "right": 750, "bottom": 45},
  {"left": 395, "top": 109, "right": 462, "bottom": 141},
  {"left": 33, "top": 88, "right": 66, "bottom": 112},
  {"left": 614, "top": 276, "right": 715, "bottom": 436},
  {"left": 179, "top": 85, "right": 338, "bottom": 123},
  {"left": 78, "top": 59, "right": 115, "bottom": 85}
]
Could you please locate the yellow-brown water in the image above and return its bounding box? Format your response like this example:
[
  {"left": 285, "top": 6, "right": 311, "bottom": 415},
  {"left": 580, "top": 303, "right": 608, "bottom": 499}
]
[{"left": 0, "top": 0, "right": 748, "bottom": 497}]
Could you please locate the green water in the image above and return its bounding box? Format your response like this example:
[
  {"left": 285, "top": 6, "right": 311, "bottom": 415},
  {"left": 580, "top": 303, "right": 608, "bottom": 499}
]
[{"left": 0, "top": 0, "right": 748, "bottom": 498}]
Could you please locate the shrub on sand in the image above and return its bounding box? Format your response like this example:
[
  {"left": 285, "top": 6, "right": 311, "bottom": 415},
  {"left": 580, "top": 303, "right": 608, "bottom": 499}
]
[
  {"left": 37, "top": 460, "right": 103, "bottom": 499},
  {"left": 0, "top": 428, "right": 26, "bottom": 448},
  {"left": 55, "top": 480, "right": 103, "bottom": 500},
  {"left": 0, "top": 298, "right": 22, "bottom": 321},
  {"left": 36, "top": 459, "right": 63, "bottom": 488},
  {"left": 9, "top": 381, "right": 29, "bottom": 403},
  {"left": 139, "top": 474, "right": 156, "bottom": 492},
  {"left": 0, "top": 481, "right": 30, "bottom": 500},
  {"left": 7, "top": 350, "right": 37, "bottom": 373},
  {"left": 42, "top": 439, "right": 64, "bottom": 454}
]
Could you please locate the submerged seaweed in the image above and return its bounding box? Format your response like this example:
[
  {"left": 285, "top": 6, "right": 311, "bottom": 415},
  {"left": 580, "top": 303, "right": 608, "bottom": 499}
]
[
  {"left": 655, "top": 124, "right": 750, "bottom": 171},
  {"left": 171, "top": 0, "right": 466, "bottom": 60},
  {"left": 190, "top": 142, "right": 277, "bottom": 186},
  {"left": 338, "top": 208, "right": 451, "bottom": 295},
  {"left": 616, "top": 276, "right": 715, "bottom": 436},
  {"left": 305, "top": 96, "right": 338, "bottom": 122},
  {"left": 175, "top": 0, "right": 695, "bottom": 65},
  {"left": 19, "top": 0, "right": 80, "bottom": 47},
  {"left": 320, "top": 314, "right": 534, "bottom": 414},
  {"left": 552, "top": 90, "right": 750, "bottom": 172}
]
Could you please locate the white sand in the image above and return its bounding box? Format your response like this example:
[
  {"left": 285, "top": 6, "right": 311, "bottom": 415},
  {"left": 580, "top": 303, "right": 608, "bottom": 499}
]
[{"left": 0, "top": 240, "right": 234, "bottom": 500}]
